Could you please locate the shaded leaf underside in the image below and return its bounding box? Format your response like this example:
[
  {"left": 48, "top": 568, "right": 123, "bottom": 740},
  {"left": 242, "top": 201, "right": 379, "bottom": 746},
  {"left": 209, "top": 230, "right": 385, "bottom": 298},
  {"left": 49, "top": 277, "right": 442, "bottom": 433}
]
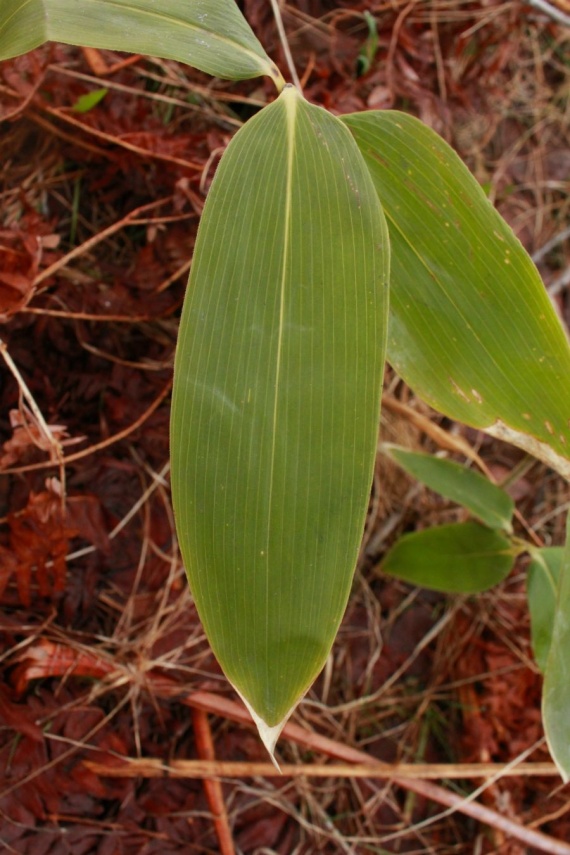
[{"left": 0, "top": 0, "right": 282, "bottom": 84}]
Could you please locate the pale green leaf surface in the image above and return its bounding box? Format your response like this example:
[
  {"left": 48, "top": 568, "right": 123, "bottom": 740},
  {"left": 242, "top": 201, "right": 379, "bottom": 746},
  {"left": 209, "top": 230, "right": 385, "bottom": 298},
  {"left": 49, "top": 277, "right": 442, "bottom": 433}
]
[
  {"left": 171, "top": 86, "right": 389, "bottom": 738},
  {"left": 0, "top": 0, "right": 282, "bottom": 86},
  {"left": 543, "top": 517, "right": 570, "bottom": 781},
  {"left": 383, "top": 444, "right": 514, "bottom": 532},
  {"left": 343, "top": 111, "right": 570, "bottom": 476},
  {"left": 527, "top": 547, "right": 563, "bottom": 671},
  {"left": 381, "top": 521, "right": 515, "bottom": 593},
  {"left": 72, "top": 87, "right": 108, "bottom": 113}
]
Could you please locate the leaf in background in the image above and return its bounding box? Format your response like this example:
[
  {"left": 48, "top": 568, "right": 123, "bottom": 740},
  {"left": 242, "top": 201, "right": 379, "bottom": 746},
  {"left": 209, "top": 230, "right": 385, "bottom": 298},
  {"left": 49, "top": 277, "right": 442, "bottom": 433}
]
[
  {"left": 0, "top": 0, "right": 283, "bottom": 88},
  {"left": 527, "top": 547, "right": 563, "bottom": 672},
  {"left": 382, "top": 443, "right": 514, "bottom": 532},
  {"left": 543, "top": 516, "right": 570, "bottom": 781},
  {"left": 171, "top": 86, "right": 389, "bottom": 757},
  {"left": 342, "top": 111, "right": 570, "bottom": 480},
  {"left": 381, "top": 521, "right": 516, "bottom": 593},
  {"left": 72, "top": 88, "right": 108, "bottom": 113}
]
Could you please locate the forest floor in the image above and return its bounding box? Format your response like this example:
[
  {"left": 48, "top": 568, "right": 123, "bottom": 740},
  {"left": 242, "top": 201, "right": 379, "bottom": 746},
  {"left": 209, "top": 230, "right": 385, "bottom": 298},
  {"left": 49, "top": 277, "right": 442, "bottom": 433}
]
[{"left": 1, "top": 1, "right": 570, "bottom": 852}]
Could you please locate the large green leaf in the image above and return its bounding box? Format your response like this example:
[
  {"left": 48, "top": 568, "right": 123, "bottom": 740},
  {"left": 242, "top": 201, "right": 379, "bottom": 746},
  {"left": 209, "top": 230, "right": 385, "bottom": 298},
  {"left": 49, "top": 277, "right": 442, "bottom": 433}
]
[
  {"left": 383, "top": 444, "right": 514, "bottom": 532},
  {"left": 527, "top": 547, "right": 563, "bottom": 671},
  {"left": 342, "top": 111, "right": 570, "bottom": 480},
  {"left": 543, "top": 516, "right": 570, "bottom": 781},
  {"left": 0, "top": 0, "right": 283, "bottom": 87},
  {"left": 171, "top": 85, "right": 389, "bottom": 754},
  {"left": 381, "top": 521, "right": 516, "bottom": 593}
]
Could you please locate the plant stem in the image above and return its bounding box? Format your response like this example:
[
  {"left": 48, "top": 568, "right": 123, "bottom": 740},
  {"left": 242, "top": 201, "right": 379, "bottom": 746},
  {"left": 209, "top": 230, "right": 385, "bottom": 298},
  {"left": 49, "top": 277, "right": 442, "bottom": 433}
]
[{"left": 269, "top": 0, "right": 301, "bottom": 91}]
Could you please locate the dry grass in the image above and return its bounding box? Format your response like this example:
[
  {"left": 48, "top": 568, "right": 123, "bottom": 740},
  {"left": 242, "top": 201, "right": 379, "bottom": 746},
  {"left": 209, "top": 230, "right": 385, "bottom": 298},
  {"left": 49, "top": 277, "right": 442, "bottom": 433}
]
[{"left": 0, "top": 1, "right": 569, "bottom": 852}]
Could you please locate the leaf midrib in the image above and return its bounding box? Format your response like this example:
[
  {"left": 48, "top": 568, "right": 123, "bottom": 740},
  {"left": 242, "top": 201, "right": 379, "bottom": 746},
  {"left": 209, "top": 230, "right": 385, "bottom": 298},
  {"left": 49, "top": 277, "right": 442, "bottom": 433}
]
[{"left": 264, "top": 88, "right": 297, "bottom": 667}]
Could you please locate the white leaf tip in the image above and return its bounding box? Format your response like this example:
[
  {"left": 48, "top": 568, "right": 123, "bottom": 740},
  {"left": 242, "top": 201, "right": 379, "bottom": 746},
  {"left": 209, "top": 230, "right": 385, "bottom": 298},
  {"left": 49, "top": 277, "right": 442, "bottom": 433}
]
[{"left": 232, "top": 684, "right": 295, "bottom": 771}]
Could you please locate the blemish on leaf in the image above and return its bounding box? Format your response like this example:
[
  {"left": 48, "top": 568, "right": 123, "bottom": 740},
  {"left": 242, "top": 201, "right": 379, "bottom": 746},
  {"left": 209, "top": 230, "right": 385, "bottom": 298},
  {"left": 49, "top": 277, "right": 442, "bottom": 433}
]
[
  {"left": 545, "top": 420, "right": 555, "bottom": 435},
  {"left": 471, "top": 389, "right": 483, "bottom": 404},
  {"left": 486, "top": 421, "right": 570, "bottom": 481},
  {"left": 522, "top": 413, "right": 532, "bottom": 420},
  {"left": 450, "top": 379, "right": 470, "bottom": 403}
]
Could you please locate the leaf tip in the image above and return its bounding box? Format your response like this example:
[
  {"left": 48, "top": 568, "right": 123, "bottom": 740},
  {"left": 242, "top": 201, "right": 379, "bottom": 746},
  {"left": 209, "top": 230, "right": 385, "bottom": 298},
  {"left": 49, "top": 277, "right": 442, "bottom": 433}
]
[{"left": 233, "top": 685, "right": 294, "bottom": 771}]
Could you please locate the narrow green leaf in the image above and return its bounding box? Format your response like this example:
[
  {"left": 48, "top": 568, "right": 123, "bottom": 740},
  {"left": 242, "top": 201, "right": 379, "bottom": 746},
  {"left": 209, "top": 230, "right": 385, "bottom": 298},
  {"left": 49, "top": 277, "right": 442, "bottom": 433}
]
[
  {"left": 171, "top": 86, "right": 389, "bottom": 751},
  {"left": 72, "top": 87, "right": 108, "bottom": 113},
  {"left": 0, "top": 0, "right": 283, "bottom": 87},
  {"left": 342, "top": 111, "right": 570, "bottom": 479},
  {"left": 381, "top": 521, "right": 515, "bottom": 593},
  {"left": 527, "top": 547, "right": 563, "bottom": 672},
  {"left": 383, "top": 444, "right": 514, "bottom": 532},
  {"left": 543, "top": 516, "right": 570, "bottom": 781}
]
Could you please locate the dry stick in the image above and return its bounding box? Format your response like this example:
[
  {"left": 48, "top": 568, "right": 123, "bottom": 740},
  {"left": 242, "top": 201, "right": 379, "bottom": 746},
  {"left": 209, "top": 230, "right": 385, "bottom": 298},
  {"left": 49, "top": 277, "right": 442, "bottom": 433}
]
[
  {"left": 33, "top": 196, "right": 177, "bottom": 288},
  {"left": 35, "top": 104, "right": 204, "bottom": 171},
  {"left": 19, "top": 648, "right": 566, "bottom": 852},
  {"left": 527, "top": 0, "right": 570, "bottom": 26},
  {"left": 192, "top": 709, "right": 236, "bottom": 855},
  {"left": 0, "top": 337, "right": 66, "bottom": 513},
  {"left": 85, "top": 758, "right": 561, "bottom": 781},
  {"left": 51, "top": 64, "right": 245, "bottom": 125},
  {"left": 1, "top": 378, "right": 172, "bottom": 476},
  {"left": 185, "top": 692, "right": 570, "bottom": 855}
]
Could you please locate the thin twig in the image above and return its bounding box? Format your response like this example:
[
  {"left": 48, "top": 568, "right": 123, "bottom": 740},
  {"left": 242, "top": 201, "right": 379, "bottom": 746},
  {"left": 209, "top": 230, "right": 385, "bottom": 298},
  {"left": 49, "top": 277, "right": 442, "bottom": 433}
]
[
  {"left": 1, "top": 379, "right": 172, "bottom": 475},
  {"left": 0, "top": 337, "right": 66, "bottom": 512},
  {"left": 84, "top": 757, "right": 562, "bottom": 780},
  {"left": 548, "top": 267, "right": 570, "bottom": 297},
  {"left": 532, "top": 225, "right": 570, "bottom": 264},
  {"left": 192, "top": 709, "right": 235, "bottom": 855},
  {"left": 527, "top": 0, "right": 570, "bottom": 27},
  {"left": 33, "top": 197, "right": 177, "bottom": 287},
  {"left": 184, "top": 691, "right": 570, "bottom": 855},
  {"left": 269, "top": 0, "right": 302, "bottom": 90}
]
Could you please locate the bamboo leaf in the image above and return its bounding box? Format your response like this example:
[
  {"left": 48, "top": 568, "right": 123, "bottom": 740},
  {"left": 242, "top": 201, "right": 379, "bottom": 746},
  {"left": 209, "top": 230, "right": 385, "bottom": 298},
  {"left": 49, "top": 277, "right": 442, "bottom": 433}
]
[
  {"left": 527, "top": 547, "right": 563, "bottom": 671},
  {"left": 383, "top": 444, "right": 514, "bottom": 532},
  {"left": 0, "top": 0, "right": 283, "bottom": 87},
  {"left": 381, "top": 521, "right": 516, "bottom": 593},
  {"left": 543, "top": 517, "right": 570, "bottom": 781},
  {"left": 171, "top": 86, "right": 389, "bottom": 754},
  {"left": 343, "top": 111, "right": 570, "bottom": 479}
]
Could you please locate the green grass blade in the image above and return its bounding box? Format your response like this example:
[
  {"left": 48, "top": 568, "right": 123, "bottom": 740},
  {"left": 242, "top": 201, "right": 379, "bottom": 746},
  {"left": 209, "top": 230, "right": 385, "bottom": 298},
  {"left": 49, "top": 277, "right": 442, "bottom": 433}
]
[
  {"left": 543, "top": 516, "right": 570, "bottom": 781},
  {"left": 342, "top": 111, "right": 570, "bottom": 479},
  {"left": 383, "top": 444, "right": 514, "bottom": 532},
  {"left": 0, "top": 0, "right": 283, "bottom": 86},
  {"left": 527, "top": 547, "right": 563, "bottom": 672},
  {"left": 171, "top": 86, "right": 389, "bottom": 750},
  {"left": 381, "top": 521, "right": 515, "bottom": 593}
]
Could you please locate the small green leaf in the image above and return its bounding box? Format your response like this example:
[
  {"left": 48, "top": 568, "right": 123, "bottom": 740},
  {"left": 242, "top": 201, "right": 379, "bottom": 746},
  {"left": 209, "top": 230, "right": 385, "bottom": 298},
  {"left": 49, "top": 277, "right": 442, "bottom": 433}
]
[
  {"left": 543, "top": 516, "right": 570, "bottom": 781},
  {"left": 72, "top": 88, "right": 108, "bottom": 113},
  {"left": 381, "top": 521, "right": 515, "bottom": 593},
  {"left": 383, "top": 444, "right": 514, "bottom": 532},
  {"left": 342, "top": 111, "right": 570, "bottom": 479},
  {"left": 171, "top": 86, "right": 389, "bottom": 754},
  {"left": 527, "top": 547, "right": 563, "bottom": 672},
  {"left": 0, "top": 0, "right": 284, "bottom": 88},
  {"left": 356, "top": 11, "right": 378, "bottom": 76}
]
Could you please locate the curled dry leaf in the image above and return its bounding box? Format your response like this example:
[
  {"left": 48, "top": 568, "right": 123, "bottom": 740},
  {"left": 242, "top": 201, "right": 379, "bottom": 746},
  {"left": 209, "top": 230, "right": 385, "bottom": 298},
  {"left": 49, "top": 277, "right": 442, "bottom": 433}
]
[
  {"left": 0, "top": 229, "right": 40, "bottom": 320},
  {"left": 11, "top": 639, "right": 116, "bottom": 695},
  {"left": 0, "top": 408, "right": 84, "bottom": 467},
  {"left": 2, "top": 484, "right": 110, "bottom": 607}
]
